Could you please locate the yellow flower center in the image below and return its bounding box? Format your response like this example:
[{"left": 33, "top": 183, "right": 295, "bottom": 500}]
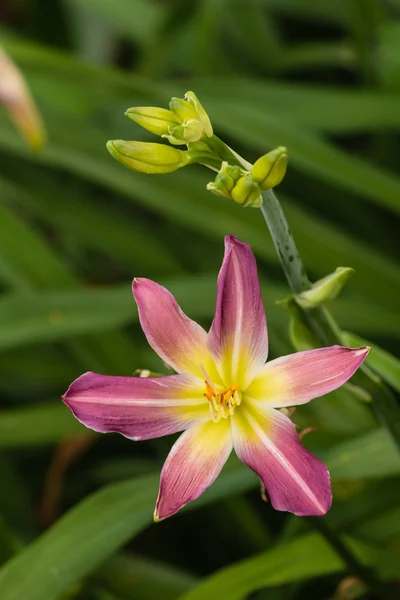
[{"left": 203, "top": 380, "right": 241, "bottom": 422}]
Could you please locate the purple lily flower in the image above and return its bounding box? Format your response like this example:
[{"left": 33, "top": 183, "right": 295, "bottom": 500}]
[{"left": 63, "top": 236, "right": 369, "bottom": 521}]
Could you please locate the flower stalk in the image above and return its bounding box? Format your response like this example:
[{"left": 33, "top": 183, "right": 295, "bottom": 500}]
[{"left": 260, "top": 187, "right": 400, "bottom": 451}]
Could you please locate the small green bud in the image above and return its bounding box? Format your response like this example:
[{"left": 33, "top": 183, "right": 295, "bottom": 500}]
[
  {"left": 207, "top": 161, "right": 244, "bottom": 197},
  {"left": 106, "top": 140, "right": 190, "bottom": 174},
  {"left": 222, "top": 163, "right": 243, "bottom": 181},
  {"left": 296, "top": 267, "right": 354, "bottom": 309},
  {"left": 125, "top": 106, "right": 179, "bottom": 137},
  {"left": 251, "top": 146, "right": 288, "bottom": 190},
  {"left": 207, "top": 163, "right": 261, "bottom": 207},
  {"left": 231, "top": 174, "right": 262, "bottom": 208},
  {"left": 207, "top": 175, "right": 233, "bottom": 198}
]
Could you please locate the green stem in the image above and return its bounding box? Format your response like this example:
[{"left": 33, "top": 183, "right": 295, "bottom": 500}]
[
  {"left": 206, "top": 135, "right": 244, "bottom": 167},
  {"left": 260, "top": 190, "right": 309, "bottom": 294},
  {"left": 260, "top": 187, "right": 400, "bottom": 452},
  {"left": 260, "top": 190, "right": 340, "bottom": 345},
  {"left": 189, "top": 151, "right": 223, "bottom": 171}
]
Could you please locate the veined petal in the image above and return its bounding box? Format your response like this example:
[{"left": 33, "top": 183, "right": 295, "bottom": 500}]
[
  {"left": 246, "top": 346, "right": 370, "bottom": 408},
  {"left": 208, "top": 236, "right": 268, "bottom": 388},
  {"left": 232, "top": 405, "right": 331, "bottom": 516},
  {"left": 62, "top": 372, "right": 209, "bottom": 441},
  {"left": 133, "top": 278, "right": 219, "bottom": 381},
  {"left": 155, "top": 419, "right": 232, "bottom": 520}
]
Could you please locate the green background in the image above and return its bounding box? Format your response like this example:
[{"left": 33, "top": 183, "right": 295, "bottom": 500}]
[{"left": 0, "top": 1, "right": 400, "bottom": 599}]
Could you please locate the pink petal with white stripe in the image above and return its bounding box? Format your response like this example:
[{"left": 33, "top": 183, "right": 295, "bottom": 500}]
[
  {"left": 133, "top": 278, "right": 219, "bottom": 381},
  {"left": 62, "top": 372, "right": 209, "bottom": 441},
  {"left": 208, "top": 236, "right": 268, "bottom": 388},
  {"left": 154, "top": 419, "right": 232, "bottom": 520},
  {"left": 246, "top": 345, "right": 370, "bottom": 408},
  {"left": 232, "top": 405, "right": 331, "bottom": 516}
]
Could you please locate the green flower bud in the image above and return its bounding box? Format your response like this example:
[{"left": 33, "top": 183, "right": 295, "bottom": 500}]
[
  {"left": 251, "top": 146, "right": 288, "bottom": 190},
  {"left": 207, "top": 163, "right": 261, "bottom": 207},
  {"left": 185, "top": 91, "right": 213, "bottom": 138},
  {"left": 169, "top": 97, "right": 198, "bottom": 123},
  {"left": 207, "top": 174, "right": 234, "bottom": 197},
  {"left": 296, "top": 267, "right": 354, "bottom": 309},
  {"left": 222, "top": 163, "right": 243, "bottom": 181},
  {"left": 231, "top": 174, "right": 262, "bottom": 208},
  {"left": 168, "top": 91, "right": 213, "bottom": 143},
  {"left": 106, "top": 140, "right": 190, "bottom": 174},
  {"left": 164, "top": 119, "right": 204, "bottom": 145},
  {"left": 124, "top": 106, "right": 179, "bottom": 137},
  {"left": 207, "top": 161, "right": 243, "bottom": 197}
]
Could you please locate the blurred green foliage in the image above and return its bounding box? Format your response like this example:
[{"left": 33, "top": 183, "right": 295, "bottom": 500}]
[{"left": 0, "top": 0, "right": 399, "bottom": 599}]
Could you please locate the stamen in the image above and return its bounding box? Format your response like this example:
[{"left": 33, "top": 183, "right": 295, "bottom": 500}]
[{"left": 202, "top": 373, "right": 241, "bottom": 421}]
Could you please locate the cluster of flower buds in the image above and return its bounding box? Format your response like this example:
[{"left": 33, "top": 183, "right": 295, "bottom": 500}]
[
  {"left": 207, "top": 146, "right": 288, "bottom": 208},
  {"left": 107, "top": 90, "right": 288, "bottom": 206},
  {"left": 125, "top": 91, "right": 213, "bottom": 145},
  {"left": 207, "top": 162, "right": 262, "bottom": 208}
]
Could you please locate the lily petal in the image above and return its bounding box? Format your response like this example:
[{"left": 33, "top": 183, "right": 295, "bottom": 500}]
[
  {"left": 133, "top": 278, "right": 219, "bottom": 381},
  {"left": 208, "top": 236, "right": 268, "bottom": 388},
  {"left": 246, "top": 346, "right": 370, "bottom": 408},
  {"left": 155, "top": 419, "right": 232, "bottom": 520},
  {"left": 62, "top": 372, "right": 209, "bottom": 441},
  {"left": 232, "top": 405, "right": 331, "bottom": 516}
]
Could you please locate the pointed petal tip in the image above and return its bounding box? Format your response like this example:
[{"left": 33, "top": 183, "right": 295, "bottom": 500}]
[
  {"left": 224, "top": 234, "right": 248, "bottom": 250},
  {"left": 359, "top": 345, "right": 371, "bottom": 356},
  {"left": 131, "top": 276, "right": 141, "bottom": 292},
  {"left": 153, "top": 495, "right": 187, "bottom": 522},
  {"left": 132, "top": 276, "right": 146, "bottom": 287},
  {"left": 329, "top": 344, "right": 371, "bottom": 363},
  {"left": 62, "top": 371, "right": 95, "bottom": 401},
  {"left": 131, "top": 277, "right": 157, "bottom": 300},
  {"left": 223, "top": 235, "right": 257, "bottom": 266},
  {"left": 347, "top": 344, "right": 371, "bottom": 363},
  {"left": 153, "top": 509, "right": 162, "bottom": 523},
  {"left": 154, "top": 500, "right": 191, "bottom": 522}
]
